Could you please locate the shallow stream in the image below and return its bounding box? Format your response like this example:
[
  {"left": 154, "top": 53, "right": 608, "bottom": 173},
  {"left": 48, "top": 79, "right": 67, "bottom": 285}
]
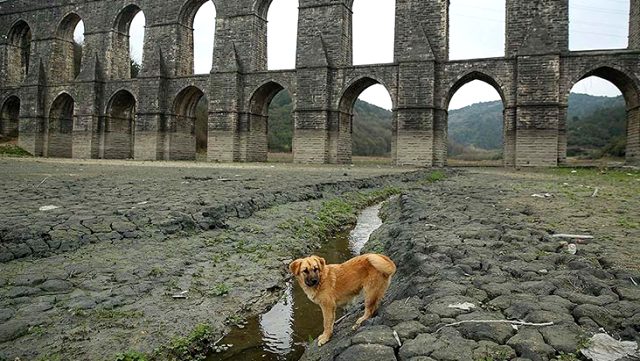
[{"left": 207, "top": 201, "right": 386, "bottom": 360}]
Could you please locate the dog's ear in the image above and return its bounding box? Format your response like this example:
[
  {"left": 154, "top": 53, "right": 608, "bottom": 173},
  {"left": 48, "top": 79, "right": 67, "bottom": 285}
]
[
  {"left": 289, "top": 259, "right": 302, "bottom": 275},
  {"left": 315, "top": 256, "right": 326, "bottom": 269}
]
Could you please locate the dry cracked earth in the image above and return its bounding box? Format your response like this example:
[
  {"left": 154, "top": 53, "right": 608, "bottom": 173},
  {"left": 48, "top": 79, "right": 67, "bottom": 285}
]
[{"left": 0, "top": 157, "right": 639, "bottom": 361}]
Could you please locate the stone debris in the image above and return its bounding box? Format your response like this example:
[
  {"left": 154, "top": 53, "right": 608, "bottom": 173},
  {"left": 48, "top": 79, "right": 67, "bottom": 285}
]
[
  {"left": 447, "top": 302, "right": 476, "bottom": 311},
  {"left": 38, "top": 205, "right": 59, "bottom": 211},
  {"left": 580, "top": 333, "right": 639, "bottom": 361}
]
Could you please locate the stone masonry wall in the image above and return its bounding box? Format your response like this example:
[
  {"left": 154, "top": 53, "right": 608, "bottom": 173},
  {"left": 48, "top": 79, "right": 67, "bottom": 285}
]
[{"left": 1, "top": 0, "right": 640, "bottom": 166}]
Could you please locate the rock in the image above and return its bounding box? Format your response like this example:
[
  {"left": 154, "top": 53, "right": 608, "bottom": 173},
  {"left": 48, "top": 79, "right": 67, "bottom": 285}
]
[
  {"left": 13, "top": 274, "right": 47, "bottom": 287},
  {"left": 615, "top": 286, "right": 640, "bottom": 301},
  {"left": 539, "top": 324, "right": 582, "bottom": 354},
  {"left": 425, "top": 296, "right": 478, "bottom": 318},
  {"left": 506, "top": 328, "right": 555, "bottom": 361},
  {"left": 111, "top": 221, "right": 136, "bottom": 234},
  {"left": 524, "top": 310, "right": 575, "bottom": 324},
  {"left": 6, "top": 286, "right": 40, "bottom": 298},
  {"left": 393, "top": 321, "right": 428, "bottom": 342},
  {"left": 381, "top": 298, "right": 421, "bottom": 326},
  {"left": 0, "top": 319, "right": 29, "bottom": 342},
  {"left": 457, "top": 312, "right": 516, "bottom": 344},
  {"left": 0, "top": 308, "right": 15, "bottom": 322},
  {"left": 573, "top": 304, "right": 620, "bottom": 330},
  {"left": 554, "top": 289, "right": 618, "bottom": 306},
  {"left": 25, "top": 238, "right": 50, "bottom": 256},
  {"left": 399, "top": 333, "right": 438, "bottom": 360},
  {"left": 40, "top": 279, "right": 73, "bottom": 293},
  {"left": 5, "top": 242, "right": 31, "bottom": 259},
  {"left": 473, "top": 340, "right": 517, "bottom": 360},
  {"left": 429, "top": 330, "right": 476, "bottom": 361},
  {"left": 336, "top": 344, "right": 396, "bottom": 361},
  {"left": 67, "top": 296, "right": 97, "bottom": 310},
  {"left": 481, "top": 283, "right": 514, "bottom": 298},
  {"left": 351, "top": 325, "right": 398, "bottom": 347},
  {"left": 519, "top": 281, "right": 556, "bottom": 296}
]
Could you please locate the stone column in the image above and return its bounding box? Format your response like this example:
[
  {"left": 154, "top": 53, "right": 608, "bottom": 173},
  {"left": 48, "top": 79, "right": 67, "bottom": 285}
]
[
  {"left": 627, "top": 106, "right": 640, "bottom": 164},
  {"left": 629, "top": 0, "right": 640, "bottom": 49},
  {"left": 208, "top": 44, "right": 242, "bottom": 162},
  {"left": 18, "top": 58, "right": 46, "bottom": 156},
  {"left": 503, "top": 106, "right": 517, "bottom": 167}
]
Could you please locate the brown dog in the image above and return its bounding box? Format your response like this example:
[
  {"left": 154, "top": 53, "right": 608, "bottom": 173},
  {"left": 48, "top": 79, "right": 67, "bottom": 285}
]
[{"left": 289, "top": 253, "right": 396, "bottom": 346}]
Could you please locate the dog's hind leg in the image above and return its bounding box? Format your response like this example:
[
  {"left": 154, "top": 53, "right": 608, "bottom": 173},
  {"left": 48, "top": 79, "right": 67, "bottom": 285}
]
[{"left": 353, "top": 276, "right": 390, "bottom": 330}]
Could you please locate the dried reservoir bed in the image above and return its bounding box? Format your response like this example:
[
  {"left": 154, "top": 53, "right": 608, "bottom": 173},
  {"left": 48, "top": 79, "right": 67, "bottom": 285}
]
[{"left": 0, "top": 158, "right": 638, "bottom": 361}]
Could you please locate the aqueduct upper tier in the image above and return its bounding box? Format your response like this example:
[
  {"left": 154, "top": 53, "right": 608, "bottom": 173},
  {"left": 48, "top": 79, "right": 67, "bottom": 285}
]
[{"left": 1, "top": 0, "right": 639, "bottom": 166}]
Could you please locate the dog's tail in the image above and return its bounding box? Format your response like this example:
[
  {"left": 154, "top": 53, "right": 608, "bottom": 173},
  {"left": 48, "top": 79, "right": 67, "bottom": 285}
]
[{"left": 366, "top": 254, "right": 396, "bottom": 277}]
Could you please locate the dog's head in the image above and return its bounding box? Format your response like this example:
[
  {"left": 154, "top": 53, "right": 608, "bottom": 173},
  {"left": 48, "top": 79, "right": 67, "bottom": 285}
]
[{"left": 289, "top": 256, "right": 326, "bottom": 288}]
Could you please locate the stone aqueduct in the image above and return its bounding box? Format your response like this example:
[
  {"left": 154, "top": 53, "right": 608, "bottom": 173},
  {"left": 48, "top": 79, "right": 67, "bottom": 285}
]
[{"left": 0, "top": 0, "right": 639, "bottom": 166}]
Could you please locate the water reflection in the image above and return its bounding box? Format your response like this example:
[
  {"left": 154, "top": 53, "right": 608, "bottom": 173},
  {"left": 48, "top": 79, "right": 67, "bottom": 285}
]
[
  {"left": 208, "top": 202, "right": 385, "bottom": 361},
  {"left": 349, "top": 202, "right": 383, "bottom": 255}
]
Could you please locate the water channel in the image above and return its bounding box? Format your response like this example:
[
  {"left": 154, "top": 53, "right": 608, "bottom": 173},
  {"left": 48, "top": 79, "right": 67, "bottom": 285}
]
[{"left": 207, "top": 201, "right": 386, "bottom": 361}]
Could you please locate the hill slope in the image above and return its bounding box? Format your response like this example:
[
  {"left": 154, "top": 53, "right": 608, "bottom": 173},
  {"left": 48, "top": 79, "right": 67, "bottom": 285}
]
[{"left": 198, "top": 92, "right": 626, "bottom": 158}]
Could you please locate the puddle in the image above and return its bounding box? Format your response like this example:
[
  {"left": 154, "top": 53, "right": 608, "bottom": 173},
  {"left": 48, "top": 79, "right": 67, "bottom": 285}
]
[{"left": 207, "top": 202, "right": 385, "bottom": 361}]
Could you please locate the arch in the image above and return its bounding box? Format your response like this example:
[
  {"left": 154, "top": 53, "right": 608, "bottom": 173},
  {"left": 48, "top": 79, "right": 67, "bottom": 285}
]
[
  {"left": 47, "top": 93, "right": 75, "bottom": 158},
  {"left": 52, "top": 13, "right": 84, "bottom": 81},
  {"left": 246, "top": 81, "right": 291, "bottom": 162},
  {"left": 111, "top": 5, "right": 145, "bottom": 79},
  {"left": 0, "top": 96, "right": 21, "bottom": 140},
  {"left": 335, "top": 77, "right": 395, "bottom": 164},
  {"left": 445, "top": 71, "right": 511, "bottom": 166},
  {"left": 565, "top": 66, "right": 640, "bottom": 109},
  {"left": 170, "top": 86, "right": 206, "bottom": 160},
  {"left": 445, "top": 71, "right": 507, "bottom": 110},
  {"left": 561, "top": 65, "right": 640, "bottom": 164},
  {"left": 178, "top": 0, "right": 217, "bottom": 75},
  {"left": 6, "top": 20, "right": 32, "bottom": 84},
  {"left": 267, "top": 0, "right": 298, "bottom": 70},
  {"left": 103, "top": 90, "right": 136, "bottom": 159},
  {"left": 352, "top": 0, "right": 395, "bottom": 65},
  {"left": 255, "top": 0, "right": 275, "bottom": 18}
]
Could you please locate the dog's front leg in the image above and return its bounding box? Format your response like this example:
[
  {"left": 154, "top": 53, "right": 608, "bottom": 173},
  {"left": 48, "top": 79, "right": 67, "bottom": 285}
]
[{"left": 317, "top": 301, "right": 336, "bottom": 347}]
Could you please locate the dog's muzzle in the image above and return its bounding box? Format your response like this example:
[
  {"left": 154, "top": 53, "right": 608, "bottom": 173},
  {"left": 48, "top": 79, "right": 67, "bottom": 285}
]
[{"left": 305, "top": 278, "right": 319, "bottom": 287}]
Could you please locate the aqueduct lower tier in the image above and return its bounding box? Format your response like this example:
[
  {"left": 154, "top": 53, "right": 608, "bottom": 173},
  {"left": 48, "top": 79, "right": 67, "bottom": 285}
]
[{"left": 1, "top": 0, "right": 640, "bottom": 166}]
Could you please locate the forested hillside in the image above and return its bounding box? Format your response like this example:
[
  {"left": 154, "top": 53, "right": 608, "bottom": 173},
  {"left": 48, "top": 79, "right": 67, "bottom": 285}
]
[{"left": 195, "top": 92, "right": 626, "bottom": 159}]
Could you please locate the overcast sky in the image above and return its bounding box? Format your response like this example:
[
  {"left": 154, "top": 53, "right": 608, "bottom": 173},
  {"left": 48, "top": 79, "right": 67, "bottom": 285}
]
[{"left": 75, "top": 0, "right": 630, "bottom": 111}]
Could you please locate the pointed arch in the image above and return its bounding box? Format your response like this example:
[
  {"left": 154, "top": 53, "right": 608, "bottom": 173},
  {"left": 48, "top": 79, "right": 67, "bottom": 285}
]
[
  {"left": 562, "top": 65, "right": 640, "bottom": 165},
  {"left": 445, "top": 71, "right": 510, "bottom": 166},
  {"left": 112, "top": 5, "right": 145, "bottom": 79},
  {"left": 0, "top": 96, "right": 21, "bottom": 140},
  {"left": 48, "top": 93, "right": 75, "bottom": 158},
  {"left": 103, "top": 90, "right": 136, "bottom": 159},
  {"left": 6, "top": 20, "right": 32, "bottom": 84},
  {"left": 335, "top": 77, "right": 396, "bottom": 164},
  {"left": 178, "top": 0, "right": 217, "bottom": 75},
  {"left": 51, "top": 13, "right": 84, "bottom": 81},
  {"left": 246, "top": 81, "right": 293, "bottom": 162},
  {"left": 170, "top": 86, "right": 205, "bottom": 160}
]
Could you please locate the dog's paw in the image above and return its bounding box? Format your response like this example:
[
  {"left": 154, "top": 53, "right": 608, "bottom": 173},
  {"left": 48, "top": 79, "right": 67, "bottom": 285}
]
[{"left": 317, "top": 334, "right": 330, "bottom": 347}]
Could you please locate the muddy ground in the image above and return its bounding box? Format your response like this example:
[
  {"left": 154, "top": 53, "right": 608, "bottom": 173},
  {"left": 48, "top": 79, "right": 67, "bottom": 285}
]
[
  {"left": 0, "top": 158, "right": 639, "bottom": 361},
  {"left": 303, "top": 167, "right": 640, "bottom": 361}
]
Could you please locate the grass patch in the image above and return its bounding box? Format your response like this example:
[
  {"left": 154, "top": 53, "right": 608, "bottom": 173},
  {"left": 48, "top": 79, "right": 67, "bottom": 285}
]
[
  {"left": 161, "top": 323, "right": 214, "bottom": 361},
  {"left": 422, "top": 170, "right": 446, "bottom": 184},
  {"left": 114, "top": 351, "right": 147, "bottom": 361},
  {"left": 277, "top": 187, "right": 401, "bottom": 244},
  {"left": 0, "top": 144, "right": 31, "bottom": 157},
  {"left": 94, "top": 309, "right": 143, "bottom": 320}
]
